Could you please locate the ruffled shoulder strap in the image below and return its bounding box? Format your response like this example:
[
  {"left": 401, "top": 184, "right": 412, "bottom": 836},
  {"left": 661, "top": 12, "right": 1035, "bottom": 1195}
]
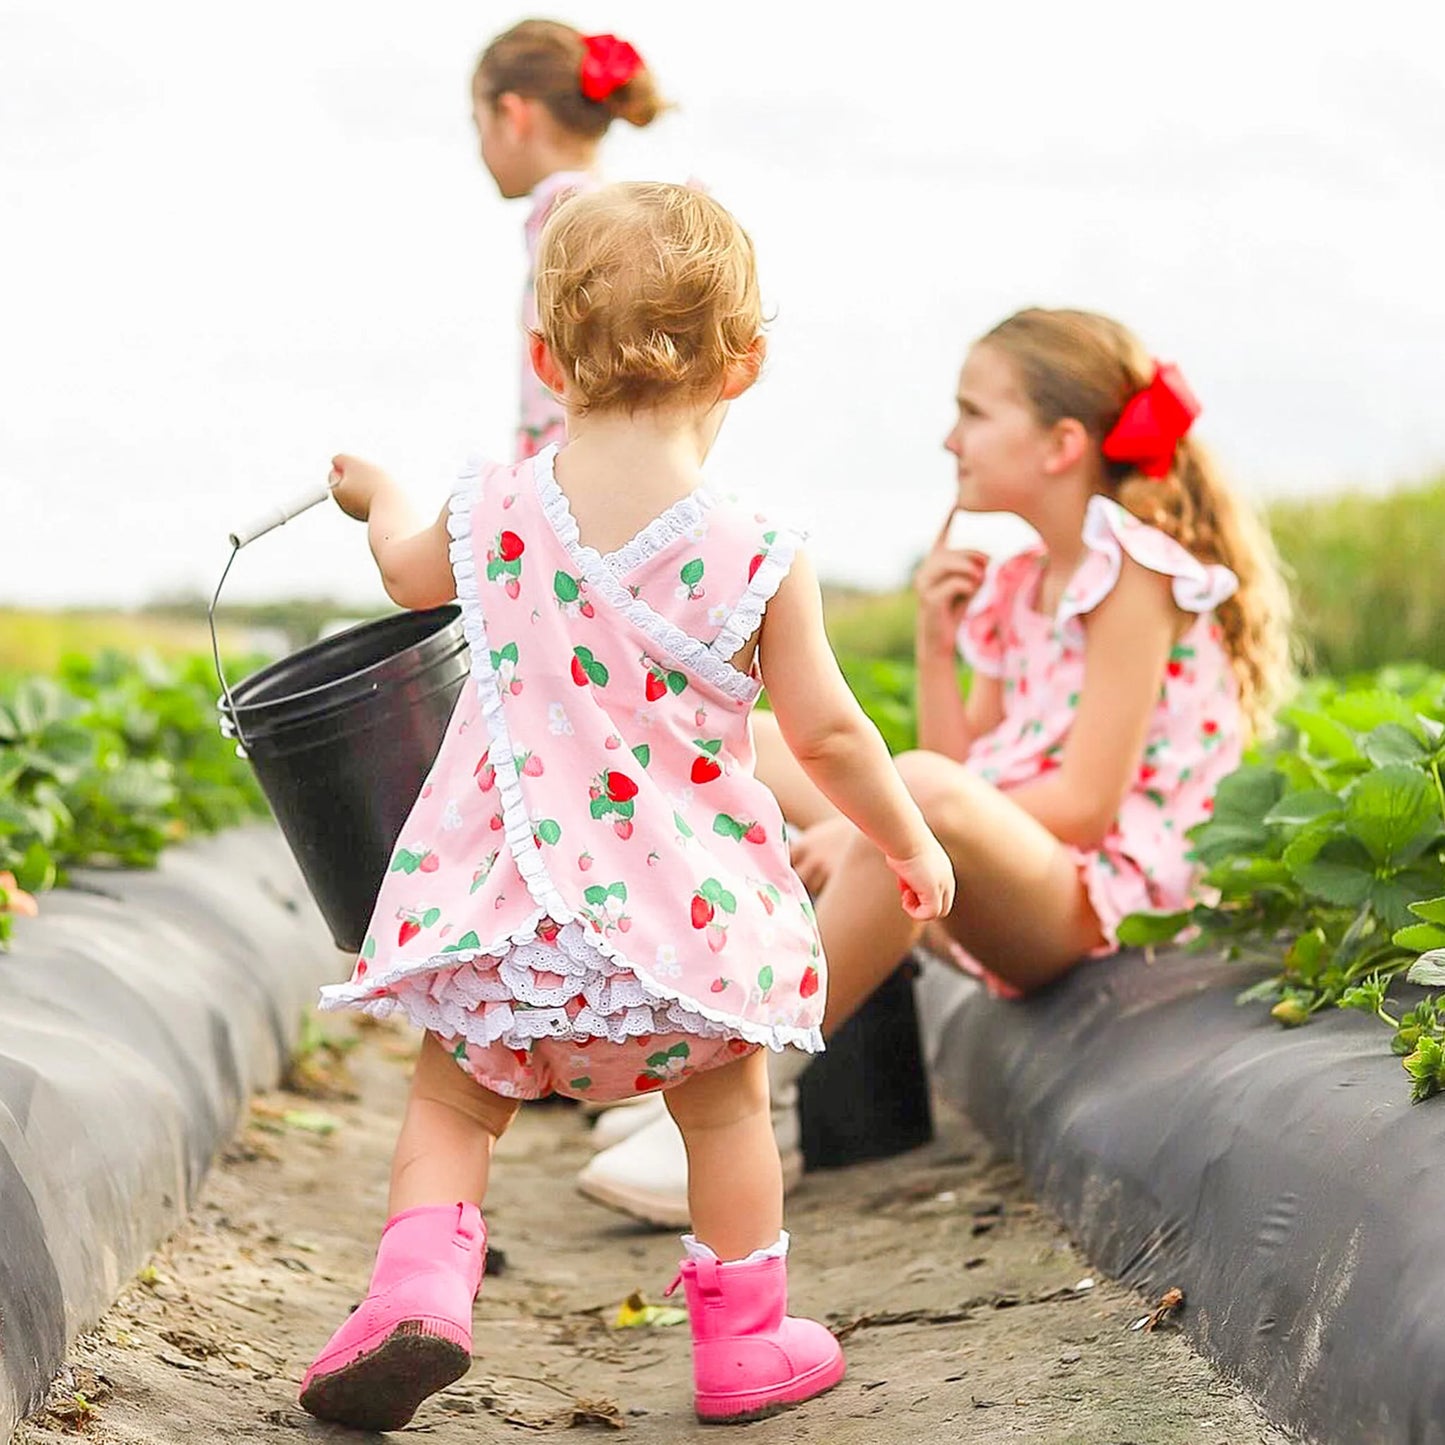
[
  {"left": 956, "top": 548, "right": 1043, "bottom": 677},
  {"left": 707, "top": 505, "right": 808, "bottom": 661},
  {"left": 1058, "top": 495, "right": 1238, "bottom": 628}
]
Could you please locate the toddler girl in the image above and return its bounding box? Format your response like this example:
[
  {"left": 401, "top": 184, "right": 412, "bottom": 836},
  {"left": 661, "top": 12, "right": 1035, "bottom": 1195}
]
[
  {"left": 472, "top": 20, "right": 663, "bottom": 461},
  {"left": 297, "top": 181, "right": 954, "bottom": 1432}
]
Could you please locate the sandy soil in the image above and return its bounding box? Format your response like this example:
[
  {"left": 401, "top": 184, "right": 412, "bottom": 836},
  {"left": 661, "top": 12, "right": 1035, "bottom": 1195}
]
[{"left": 16, "top": 1015, "right": 1300, "bottom": 1445}]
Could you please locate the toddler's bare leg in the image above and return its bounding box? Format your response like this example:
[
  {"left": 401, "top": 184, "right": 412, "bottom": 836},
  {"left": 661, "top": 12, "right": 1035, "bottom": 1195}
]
[
  {"left": 389, "top": 1032, "right": 521, "bottom": 1213},
  {"left": 664, "top": 1049, "right": 781, "bottom": 1259}
]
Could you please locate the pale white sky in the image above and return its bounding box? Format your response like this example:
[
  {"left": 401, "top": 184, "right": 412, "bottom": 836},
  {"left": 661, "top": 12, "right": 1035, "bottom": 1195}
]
[{"left": 3, "top": 1, "right": 1443, "bottom": 608}]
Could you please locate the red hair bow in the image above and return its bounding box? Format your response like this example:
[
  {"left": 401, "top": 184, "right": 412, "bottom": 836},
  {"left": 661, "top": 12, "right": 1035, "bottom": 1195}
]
[
  {"left": 1101, "top": 362, "right": 1201, "bottom": 479},
  {"left": 579, "top": 33, "right": 643, "bottom": 101}
]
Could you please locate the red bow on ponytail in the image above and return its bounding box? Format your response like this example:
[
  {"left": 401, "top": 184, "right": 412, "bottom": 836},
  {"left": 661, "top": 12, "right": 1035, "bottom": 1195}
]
[
  {"left": 579, "top": 33, "right": 644, "bottom": 101},
  {"left": 1101, "top": 363, "right": 1201, "bottom": 479}
]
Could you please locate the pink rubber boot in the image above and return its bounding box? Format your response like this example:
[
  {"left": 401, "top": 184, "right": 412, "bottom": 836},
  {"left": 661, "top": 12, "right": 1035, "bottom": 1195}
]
[
  {"left": 299, "top": 1202, "right": 484, "bottom": 1431},
  {"left": 673, "top": 1247, "right": 846, "bottom": 1422}
]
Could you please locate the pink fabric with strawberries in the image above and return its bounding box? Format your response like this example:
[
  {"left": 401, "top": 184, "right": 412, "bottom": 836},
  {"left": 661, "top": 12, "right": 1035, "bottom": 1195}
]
[
  {"left": 951, "top": 494, "right": 1243, "bottom": 997},
  {"left": 319, "top": 445, "right": 824, "bottom": 1100}
]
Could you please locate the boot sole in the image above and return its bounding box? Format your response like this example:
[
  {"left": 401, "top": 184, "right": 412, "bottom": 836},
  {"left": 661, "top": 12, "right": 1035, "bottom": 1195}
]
[
  {"left": 299, "top": 1322, "right": 471, "bottom": 1431},
  {"left": 577, "top": 1150, "right": 805, "bottom": 1230},
  {"left": 695, "top": 1349, "right": 847, "bottom": 1423}
]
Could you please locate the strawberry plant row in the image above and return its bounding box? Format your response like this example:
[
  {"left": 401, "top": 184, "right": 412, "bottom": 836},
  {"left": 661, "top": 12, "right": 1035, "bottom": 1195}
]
[
  {"left": 0, "top": 651, "right": 269, "bottom": 945},
  {"left": 1119, "top": 664, "right": 1445, "bottom": 1099}
]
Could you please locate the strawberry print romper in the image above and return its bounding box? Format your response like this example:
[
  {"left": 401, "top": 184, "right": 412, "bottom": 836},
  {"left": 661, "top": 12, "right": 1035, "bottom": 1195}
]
[
  {"left": 953, "top": 495, "right": 1243, "bottom": 997},
  {"left": 319, "top": 446, "right": 826, "bottom": 1100}
]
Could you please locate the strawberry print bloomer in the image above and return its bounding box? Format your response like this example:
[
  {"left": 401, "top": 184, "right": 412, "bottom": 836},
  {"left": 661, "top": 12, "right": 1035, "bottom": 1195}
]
[{"left": 319, "top": 446, "right": 826, "bottom": 1101}]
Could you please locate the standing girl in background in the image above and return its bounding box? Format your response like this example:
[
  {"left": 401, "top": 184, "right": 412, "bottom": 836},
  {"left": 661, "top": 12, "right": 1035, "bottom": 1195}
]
[
  {"left": 296, "top": 182, "right": 954, "bottom": 1432},
  {"left": 584, "top": 306, "right": 1294, "bottom": 1220},
  {"left": 471, "top": 20, "right": 665, "bottom": 460}
]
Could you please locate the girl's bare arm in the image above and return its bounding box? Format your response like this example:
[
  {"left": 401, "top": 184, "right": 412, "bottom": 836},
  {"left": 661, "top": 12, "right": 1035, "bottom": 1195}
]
[{"left": 758, "top": 551, "right": 953, "bottom": 918}]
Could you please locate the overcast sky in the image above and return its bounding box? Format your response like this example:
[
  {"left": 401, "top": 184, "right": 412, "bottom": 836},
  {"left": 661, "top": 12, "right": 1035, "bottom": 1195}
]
[{"left": 3, "top": 0, "right": 1443, "bottom": 609}]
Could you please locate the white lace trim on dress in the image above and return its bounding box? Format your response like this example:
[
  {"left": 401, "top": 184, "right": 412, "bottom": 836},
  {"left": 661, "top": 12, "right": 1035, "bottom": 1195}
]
[
  {"left": 532, "top": 446, "right": 762, "bottom": 706},
  {"left": 1059, "top": 495, "right": 1239, "bottom": 628}
]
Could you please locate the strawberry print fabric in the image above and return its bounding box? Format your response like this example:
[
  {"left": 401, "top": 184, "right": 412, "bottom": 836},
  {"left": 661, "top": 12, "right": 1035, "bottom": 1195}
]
[
  {"left": 516, "top": 170, "right": 599, "bottom": 462},
  {"left": 954, "top": 494, "right": 1243, "bottom": 995},
  {"left": 320, "top": 446, "right": 824, "bottom": 1099}
]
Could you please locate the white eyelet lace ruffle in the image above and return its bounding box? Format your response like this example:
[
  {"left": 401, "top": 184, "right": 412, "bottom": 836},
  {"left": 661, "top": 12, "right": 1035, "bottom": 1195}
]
[
  {"left": 1059, "top": 495, "right": 1239, "bottom": 629},
  {"left": 709, "top": 525, "right": 806, "bottom": 661},
  {"left": 532, "top": 446, "right": 761, "bottom": 707}
]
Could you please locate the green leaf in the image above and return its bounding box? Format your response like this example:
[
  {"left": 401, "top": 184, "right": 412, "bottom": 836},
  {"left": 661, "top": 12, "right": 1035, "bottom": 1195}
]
[
  {"left": 1263, "top": 790, "right": 1343, "bottom": 827},
  {"left": 1294, "top": 859, "right": 1373, "bottom": 907},
  {"left": 1330, "top": 690, "right": 1423, "bottom": 734},
  {"left": 757, "top": 965, "right": 774, "bottom": 990},
  {"left": 1282, "top": 706, "right": 1361, "bottom": 763},
  {"left": 1408, "top": 896, "right": 1445, "bottom": 926},
  {"left": 674, "top": 812, "right": 694, "bottom": 838},
  {"left": 536, "top": 819, "right": 561, "bottom": 846},
  {"left": 713, "top": 814, "right": 746, "bottom": 840},
  {"left": 570, "top": 1075, "right": 592, "bottom": 1091},
  {"left": 1393, "top": 923, "right": 1445, "bottom": 953},
  {"left": 667, "top": 671, "right": 687, "bottom": 695},
  {"left": 632, "top": 745, "right": 651, "bottom": 769},
  {"left": 421, "top": 907, "right": 441, "bottom": 928},
  {"left": 1115, "top": 910, "right": 1190, "bottom": 947},
  {"left": 1363, "top": 723, "right": 1429, "bottom": 767},
  {"left": 589, "top": 796, "right": 612, "bottom": 820},
  {"left": 1343, "top": 765, "right": 1441, "bottom": 868},
  {"left": 680, "top": 559, "right": 705, "bottom": 587},
  {"left": 553, "top": 570, "right": 580, "bottom": 603},
  {"left": 586, "top": 659, "right": 610, "bottom": 687},
  {"left": 1236, "top": 976, "right": 1284, "bottom": 1006},
  {"left": 443, "top": 930, "right": 481, "bottom": 953},
  {"left": 499, "top": 642, "right": 519, "bottom": 664},
  {"left": 584, "top": 885, "right": 608, "bottom": 905},
  {"left": 718, "top": 889, "right": 737, "bottom": 914},
  {"left": 697, "top": 739, "right": 722, "bottom": 756},
  {"left": 700, "top": 878, "right": 724, "bottom": 903},
  {"left": 608, "top": 882, "right": 627, "bottom": 900}
]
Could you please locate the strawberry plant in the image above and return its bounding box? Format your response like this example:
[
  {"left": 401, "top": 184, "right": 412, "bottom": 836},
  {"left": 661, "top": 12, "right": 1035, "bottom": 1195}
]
[
  {"left": 1120, "top": 667, "right": 1445, "bottom": 1099},
  {"left": 0, "top": 651, "right": 270, "bottom": 945}
]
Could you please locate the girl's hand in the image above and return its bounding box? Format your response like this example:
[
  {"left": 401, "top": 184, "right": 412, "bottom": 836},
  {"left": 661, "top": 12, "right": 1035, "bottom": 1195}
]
[
  {"left": 788, "top": 816, "right": 856, "bottom": 895},
  {"left": 328, "top": 454, "right": 392, "bottom": 522},
  {"left": 914, "top": 510, "right": 989, "bottom": 657},
  {"left": 886, "top": 836, "right": 956, "bottom": 922}
]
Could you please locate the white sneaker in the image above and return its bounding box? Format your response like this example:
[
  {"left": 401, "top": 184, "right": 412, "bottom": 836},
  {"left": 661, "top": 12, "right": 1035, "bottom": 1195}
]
[
  {"left": 588, "top": 1092, "right": 667, "bottom": 1152},
  {"left": 575, "top": 1086, "right": 803, "bottom": 1230}
]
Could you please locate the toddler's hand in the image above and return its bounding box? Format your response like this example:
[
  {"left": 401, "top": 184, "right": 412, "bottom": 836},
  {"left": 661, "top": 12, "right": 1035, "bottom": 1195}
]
[
  {"left": 328, "top": 454, "right": 391, "bottom": 522},
  {"left": 886, "top": 836, "right": 956, "bottom": 922}
]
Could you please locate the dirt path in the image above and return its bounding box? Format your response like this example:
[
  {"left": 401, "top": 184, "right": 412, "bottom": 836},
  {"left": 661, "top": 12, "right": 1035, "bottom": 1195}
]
[{"left": 17, "top": 1016, "right": 1298, "bottom": 1445}]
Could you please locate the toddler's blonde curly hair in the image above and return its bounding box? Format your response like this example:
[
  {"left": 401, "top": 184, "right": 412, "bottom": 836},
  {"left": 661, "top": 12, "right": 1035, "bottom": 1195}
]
[{"left": 532, "top": 181, "right": 762, "bottom": 415}]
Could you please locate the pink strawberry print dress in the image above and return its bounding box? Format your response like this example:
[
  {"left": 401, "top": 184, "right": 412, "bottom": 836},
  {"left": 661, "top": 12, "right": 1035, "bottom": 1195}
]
[
  {"left": 320, "top": 445, "right": 825, "bottom": 1101},
  {"left": 515, "top": 170, "right": 599, "bottom": 462},
  {"left": 954, "top": 495, "right": 1243, "bottom": 997}
]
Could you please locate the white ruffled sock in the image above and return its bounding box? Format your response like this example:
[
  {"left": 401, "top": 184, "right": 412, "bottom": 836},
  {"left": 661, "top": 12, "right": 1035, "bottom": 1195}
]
[{"left": 682, "top": 1230, "right": 790, "bottom": 1265}]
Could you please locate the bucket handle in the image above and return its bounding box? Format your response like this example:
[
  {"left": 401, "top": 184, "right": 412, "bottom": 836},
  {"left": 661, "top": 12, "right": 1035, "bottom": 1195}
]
[{"left": 210, "top": 481, "right": 336, "bottom": 755}]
